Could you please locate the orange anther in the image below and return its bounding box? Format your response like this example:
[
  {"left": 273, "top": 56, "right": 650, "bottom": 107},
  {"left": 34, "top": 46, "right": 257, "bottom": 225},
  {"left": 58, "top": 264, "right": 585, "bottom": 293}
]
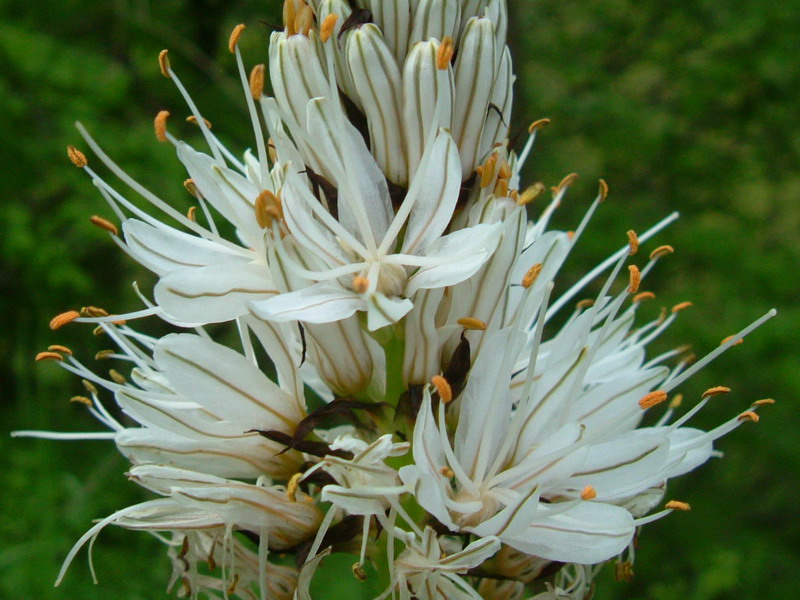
[
  {"left": 228, "top": 24, "right": 246, "bottom": 53},
  {"left": 522, "top": 263, "right": 543, "bottom": 289},
  {"left": 154, "top": 110, "right": 170, "bottom": 142},
  {"left": 437, "top": 36, "right": 454, "bottom": 69},
  {"left": 671, "top": 301, "right": 693, "bottom": 313},
  {"left": 158, "top": 49, "right": 171, "bottom": 78},
  {"left": 50, "top": 310, "right": 80, "bottom": 330},
  {"left": 627, "top": 230, "right": 639, "bottom": 255},
  {"left": 320, "top": 14, "right": 339, "bottom": 43},
  {"left": 649, "top": 245, "right": 674, "bottom": 260},
  {"left": 249, "top": 64, "right": 265, "bottom": 99},
  {"left": 90, "top": 215, "right": 119, "bottom": 236},
  {"left": 639, "top": 390, "right": 668, "bottom": 410},
  {"left": 665, "top": 500, "right": 691, "bottom": 511},
  {"left": 67, "top": 145, "right": 87, "bottom": 168},
  {"left": 580, "top": 485, "right": 597, "bottom": 500},
  {"left": 627, "top": 265, "right": 641, "bottom": 294},
  {"left": 431, "top": 375, "right": 453, "bottom": 404},
  {"left": 702, "top": 386, "right": 731, "bottom": 399},
  {"left": 457, "top": 317, "right": 487, "bottom": 331},
  {"left": 528, "top": 118, "right": 551, "bottom": 133},
  {"left": 35, "top": 351, "right": 64, "bottom": 362}
]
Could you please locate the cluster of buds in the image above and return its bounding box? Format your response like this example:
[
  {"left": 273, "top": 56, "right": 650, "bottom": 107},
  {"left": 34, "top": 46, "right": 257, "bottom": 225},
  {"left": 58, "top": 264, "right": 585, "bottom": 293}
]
[{"left": 21, "top": 1, "right": 775, "bottom": 599}]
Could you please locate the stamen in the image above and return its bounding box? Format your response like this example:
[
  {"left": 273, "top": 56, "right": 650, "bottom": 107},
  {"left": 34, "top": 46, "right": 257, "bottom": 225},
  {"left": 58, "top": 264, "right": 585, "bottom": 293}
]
[
  {"left": 752, "top": 398, "right": 775, "bottom": 407},
  {"left": 639, "top": 390, "right": 668, "bottom": 409},
  {"left": 431, "top": 375, "right": 453, "bottom": 404},
  {"left": 665, "top": 500, "right": 691, "bottom": 511},
  {"left": 580, "top": 485, "right": 597, "bottom": 501},
  {"left": 158, "top": 49, "right": 171, "bottom": 78},
  {"left": 95, "top": 350, "right": 115, "bottom": 360},
  {"left": 498, "top": 161, "right": 512, "bottom": 180},
  {"left": 320, "top": 14, "right": 338, "bottom": 43},
  {"left": 154, "top": 110, "right": 169, "bottom": 142},
  {"left": 352, "top": 276, "right": 370, "bottom": 294},
  {"left": 50, "top": 310, "right": 80, "bottom": 330},
  {"left": 67, "top": 145, "right": 88, "bottom": 168},
  {"left": 226, "top": 573, "right": 240, "bottom": 594},
  {"left": 295, "top": 5, "right": 314, "bottom": 36},
  {"left": 228, "top": 24, "right": 246, "bottom": 53},
  {"left": 255, "top": 190, "right": 281, "bottom": 228},
  {"left": 186, "top": 115, "right": 212, "bottom": 129},
  {"left": 249, "top": 64, "right": 265, "bottom": 99},
  {"left": 516, "top": 182, "right": 544, "bottom": 206},
  {"left": 649, "top": 245, "right": 674, "bottom": 260},
  {"left": 183, "top": 178, "right": 200, "bottom": 198},
  {"left": 598, "top": 179, "right": 609, "bottom": 202},
  {"left": 528, "top": 118, "right": 551, "bottom": 133},
  {"left": 283, "top": 0, "right": 297, "bottom": 36},
  {"left": 738, "top": 411, "right": 759, "bottom": 423},
  {"left": 521, "top": 263, "right": 543, "bottom": 288},
  {"left": 440, "top": 466, "right": 455, "bottom": 478},
  {"left": 478, "top": 154, "right": 497, "bottom": 188},
  {"left": 671, "top": 301, "right": 693, "bottom": 313},
  {"left": 457, "top": 317, "right": 487, "bottom": 331},
  {"left": 187, "top": 206, "right": 197, "bottom": 221},
  {"left": 70, "top": 395, "right": 93, "bottom": 406},
  {"left": 89, "top": 215, "right": 119, "bottom": 236},
  {"left": 720, "top": 334, "right": 744, "bottom": 346},
  {"left": 82, "top": 379, "right": 98, "bottom": 395},
  {"left": 669, "top": 393, "right": 684, "bottom": 409},
  {"left": 575, "top": 299, "right": 594, "bottom": 310},
  {"left": 35, "top": 351, "right": 64, "bottom": 362},
  {"left": 287, "top": 472, "right": 302, "bottom": 502},
  {"left": 701, "top": 386, "right": 731, "bottom": 399},
  {"left": 48, "top": 344, "right": 73, "bottom": 355},
  {"left": 437, "top": 36, "right": 455, "bottom": 69},
  {"left": 109, "top": 369, "right": 127, "bottom": 384},
  {"left": 556, "top": 172, "right": 579, "bottom": 192},
  {"left": 627, "top": 265, "right": 641, "bottom": 294},
  {"left": 627, "top": 230, "right": 639, "bottom": 255},
  {"left": 352, "top": 563, "right": 367, "bottom": 581},
  {"left": 494, "top": 178, "right": 509, "bottom": 198},
  {"left": 633, "top": 291, "right": 656, "bottom": 303},
  {"left": 81, "top": 306, "right": 109, "bottom": 317},
  {"left": 615, "top": 561, "right": 634, "bottom": 583}
]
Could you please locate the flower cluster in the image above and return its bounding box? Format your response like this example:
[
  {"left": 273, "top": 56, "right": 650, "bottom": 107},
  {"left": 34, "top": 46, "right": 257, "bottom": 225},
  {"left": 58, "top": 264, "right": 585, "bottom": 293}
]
[{"left": 22, "top": 1, "right": 775, "bottom": 599}]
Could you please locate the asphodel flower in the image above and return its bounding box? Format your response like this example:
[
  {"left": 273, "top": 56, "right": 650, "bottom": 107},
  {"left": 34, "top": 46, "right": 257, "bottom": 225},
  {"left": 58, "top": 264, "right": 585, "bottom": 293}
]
[{"left": 18, "top": 1, "right": 777, "bottom": 599}]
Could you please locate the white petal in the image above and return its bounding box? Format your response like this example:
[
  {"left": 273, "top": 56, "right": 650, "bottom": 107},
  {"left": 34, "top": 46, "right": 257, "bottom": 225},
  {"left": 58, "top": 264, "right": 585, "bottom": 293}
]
[
  {"left": 366, "top": 293, "right": 414, "bottom": 331},
  {"left": 409, "top": 0, "right": 462, "bottom": 47},
  {"left": 154, "top": 262, "right": 277, "bottom": 324},
  {"left": 250, "top": 283, "right": 363, "bottom": 324},
  {"left": 154, "top": 333, "right": 303, "bottom": 431}
]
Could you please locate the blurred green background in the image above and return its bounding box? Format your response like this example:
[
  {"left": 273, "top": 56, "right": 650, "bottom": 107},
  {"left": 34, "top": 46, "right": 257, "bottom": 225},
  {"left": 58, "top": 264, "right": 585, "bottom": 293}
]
[{"left": 1, "top": 0, "right": 797, "bottom": 598}]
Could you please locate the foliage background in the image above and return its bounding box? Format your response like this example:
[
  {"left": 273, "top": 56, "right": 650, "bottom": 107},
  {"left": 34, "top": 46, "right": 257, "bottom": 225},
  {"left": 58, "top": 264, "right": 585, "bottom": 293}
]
[{"left": 1, "top": 0, "right": 797, "bottom": 598}]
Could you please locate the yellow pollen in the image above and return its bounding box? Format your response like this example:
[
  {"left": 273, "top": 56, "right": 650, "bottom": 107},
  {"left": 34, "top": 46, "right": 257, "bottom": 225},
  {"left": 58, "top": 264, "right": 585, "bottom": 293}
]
[
  {"left": 738, "top": 410, "right": 760, "bottom": 423},
  {"left": 320, "top": 14, "right": 339, "bottom": 43},
  {"left": 437, "top": 36, "right": 455, "bottom": 69},
  {"left": 295, "top": 5, "right": 314, "bottom": 37},
  {"left": 702, "top": 386, "right": 731, "bottom": 399},
  {"left": 720, "top": 334, "right": 744, "bottom": 346},
  {"left": 752, "top": 398, "right": 775, "bottom": 407},
  {"left": 70, "top": 395, "right": 93, "bottom": 406},
  {"left": 671, "top": 301, "right": 693, "bottom": 313},
  {"left": 158, "top": 49, "right": 171, "bottom": 78},
  {"left": 633, "top": 291, "right": 656, "bottom": 303},
  {"left": 228, "top": 24, "right": 246, "bottom": 53},
  {"left": 82, "top": 379, "right": 98, "bottom": 395},
  {"left": 494, "top": 178, "right": 509, "bottom": 198},
  {"left": 440, "top": 466, "right": 455, "bottom": 478},
  {"left": 576, "top": 299, "right": 594, "bottom": 310},
  {"left": 580, "top": 485, "right": 597, "bottom": 500},
  {"left": 649, "top": 245, "right": 674, "bottom": 260},
  {"left": 50, "top": 310, "right": 80, "bottom": 330},
  {"left": 528, "top": 118, "right": 551, "bottom": 133},
  {"left": 48, "top": 344, "right": 73, "bottom": 355},
  {"left": 457, "top": 317, "right": 487, "bottom": 331},
  {"left": 498, "top": 161, "right": 512, "bottom": 180},
  {"left": 35, "top": 351, "right": 64, "bottom": 362},
  {"left": 351, "top": 276, "right": 370, "bottom": 295},
  {"left": 627, "top": 265, "right": 641, "bottom": 294},
  {"left": 154, "top": 110, "right": 170, "bottom": 142},
  {"left": 187, "top": 206, "right": 197, "bottom": 222},
  {"left": 95, "top": 350, "right": 115, "bottom": 360},
  {"left": 89, "top": 215, "right": 119, "bottom": 236},
  {"left": 283, "top": 0, "right": 297, "bottom": 36},
  {"left": 109, "top": 369, "right": 127, "bottom": 384},
  {"left": 557, "top": 172, "right": 579, "bottom": 191},
  {"left": 522, "top": 263, "right": 543, "bottom": 288},
  {"left": 226, "top": 573, "right": 240, "bottom": 594},
  {"left": 181, "top": 180, "right": 199, "bottom": 199},
  {"left": 431, "top": 375, "right": 453, "bottom": 404},
  {"left": 249, "top": 64, "right": 265, "bottom": 99},
  {"left": 81, "top": 306, "right": 109, "bottom": 317},
  {"left": 665, "top": 500, "right": 691, "bottom": 511},
  {"left": 639, "top": 390, "right": 668, "bottom": 410},
  {"left": 352, "top": 563, "right": 368, "bottom": 581},
  {"left": 517, "top": 182, "right": 544, "bottom": 206},
  {"left": 67, "top": 145, "right": 87, "bottom": 168},
  {"left": 509, "top": 189, "right": 519, "bottom": 202},
  {"left": 669, "top": 393, "right": 684, "bottom": 409},
  {"left": 255, "top": 189, "right": 281, "bottom": 229},
  {"left": 186, "top": 115, "right": 212, "bottom": 129},
  {"left": 627, "top": 230, "right": 639, "bottom": 255},
  {"left": 478, "top": 154, "right": 497, "bottom": 188},
  {"left": 287, "top": 472, "right": 303, "bottom": 502},
  {"left": 598, "top": 179, "right": 609, "bottom": 202}
]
